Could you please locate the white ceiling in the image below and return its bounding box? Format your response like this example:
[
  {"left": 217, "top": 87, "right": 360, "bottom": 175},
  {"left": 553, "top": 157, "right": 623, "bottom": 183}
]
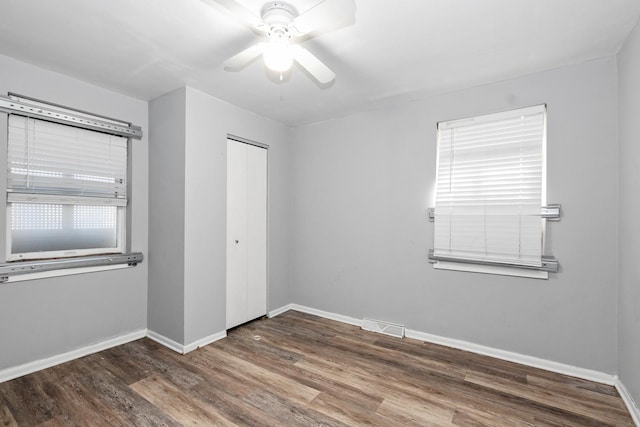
[{"left": 1, "top": 0, "right": 639, "bottom": 127}]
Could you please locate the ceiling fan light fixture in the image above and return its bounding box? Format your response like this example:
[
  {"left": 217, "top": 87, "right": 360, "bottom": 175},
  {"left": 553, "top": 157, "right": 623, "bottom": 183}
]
[
  {"left": 210, "top": 0, "right": 355, "bottom": 84},
  {"left": 263, "top": 39, "right": 293, "bottom": 71}
]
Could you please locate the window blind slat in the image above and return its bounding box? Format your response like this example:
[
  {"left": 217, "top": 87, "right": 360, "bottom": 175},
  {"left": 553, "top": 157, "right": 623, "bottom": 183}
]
[{"left": 7, "top": 192, "right": 127, "bottom": 207}]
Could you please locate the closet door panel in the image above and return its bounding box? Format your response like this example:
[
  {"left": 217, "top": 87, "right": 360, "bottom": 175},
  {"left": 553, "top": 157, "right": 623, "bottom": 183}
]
[
  {"left": 246, "top": 144, "right": 267, "bottom": 321},
  {"left": 226, "top": 140, "right": 248, "bottom": 329}
]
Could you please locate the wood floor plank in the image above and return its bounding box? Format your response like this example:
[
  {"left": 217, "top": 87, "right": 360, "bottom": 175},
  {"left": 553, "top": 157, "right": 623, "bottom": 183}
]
[
  {"left": 71, "top": 359, "right": 181, "bottom": 427},
  {"left": 241, "top": 389, "right": 347, "bottom": 427},
  {"left": 36, "top": 416, "right": 71, "bottom": 427},
  {"left": 159, "top": 347, "right": 287, "bottom": 427},
  {"left": 248, "top": 321, "right": 411, "bottom": 378},
  {"left": 465, "top": 370, "right": 634, "bottom": 426},
  {"left": 215, "top": 333, "right": 385, "bottom": 414},
  {"left": 37, "top": 365, "right": 127, "bottom": 427},
  {"left": 414, "top": 339, "right": 558, "bottom": 385},
  {"left": 290, "top": 345, "right": 486, "bottom": 423},
  {"left": 527, "top": 373, "right": 629, "bottom": 410},
  {"left": 248, "top": 321, "right": 468, "bottom": 419},
  {"left": 404, "top": 363, "right": 608, "bottom": 427},
  {"left": 0, "top": 374, "right": 61, "bottom": 426},
  {"left": 187, "top": 375, "right": 285, "bottom": 427},
  {"left": 200, "top": 346, "right": 321, "bottom": 405},
  {"left": 307, "top": 392, "right": 398, "bottom": 426},
  {"left": 375, "top": 396, "right": 457, "bottom": 426},
  {"left": 0, "top": 309, "right": 634, "bottom": 426},
  {"left": 450, "top": 409, "right": 536, "bottom": 427},
  {"left": 0, "top": 405, "right": 18, "bottom": 427},
  {"left": 86, "top": 344, "right": 151, "bottom": 386},
  {"left": 130, "top": 374, "right": 236, "bottom": 426},
  {"left": 372, "top": 336, "right": 505, "bottom": 382},
  {"left": 339, "top": 334, "right": 469, "bottom": 380},
  {"left": 292, "top": 353, "right": 457, "bottom": 419},
  {"left": 110, "top": 339, "right": 204, "bottom": 390}
]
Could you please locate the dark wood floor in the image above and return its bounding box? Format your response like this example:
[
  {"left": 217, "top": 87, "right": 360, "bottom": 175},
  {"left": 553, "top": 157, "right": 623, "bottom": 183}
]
[{"left": 0, "top": 310, "right": 634, "bottom": 426}]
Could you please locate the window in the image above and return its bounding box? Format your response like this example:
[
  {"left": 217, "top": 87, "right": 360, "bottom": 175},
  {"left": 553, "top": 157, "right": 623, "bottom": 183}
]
[
  {"left": 6, "top": 115, "right": 127, "bottom": 260},
  {"left": 431, "top": 105, "right": 557, "bottom": 278}
]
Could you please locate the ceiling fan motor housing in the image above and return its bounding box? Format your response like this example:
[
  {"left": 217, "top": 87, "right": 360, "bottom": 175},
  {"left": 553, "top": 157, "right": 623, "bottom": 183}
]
[{"left": 261, "top": 2, "right": 296, "bottom": 40}]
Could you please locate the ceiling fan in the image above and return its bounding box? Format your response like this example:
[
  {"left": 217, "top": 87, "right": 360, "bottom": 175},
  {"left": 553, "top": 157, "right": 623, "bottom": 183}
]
[{"left": 202, "top": 0, "right": 356, "bottom": 84}]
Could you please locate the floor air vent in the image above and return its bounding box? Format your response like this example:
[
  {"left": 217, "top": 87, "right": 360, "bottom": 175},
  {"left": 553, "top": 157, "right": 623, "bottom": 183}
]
[{"left": 362, "top": 318, "right": 405, "bottom": 338}]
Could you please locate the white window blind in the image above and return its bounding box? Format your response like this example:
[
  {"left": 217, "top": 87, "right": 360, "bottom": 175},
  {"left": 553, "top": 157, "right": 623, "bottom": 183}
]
[
  {"left": 7, "top": 115, "right": 127, "bottom": 204},
  {"left": 6, "top": 115, "right": 127, "bottom": 260},
  {"left": 433, "top": 105, "right": 546, "bottom": 267}
]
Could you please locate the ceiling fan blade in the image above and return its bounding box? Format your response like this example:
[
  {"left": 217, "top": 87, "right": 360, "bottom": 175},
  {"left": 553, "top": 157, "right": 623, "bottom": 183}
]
[
  {"left": 224, "top": 43, "right": 266, "bottom": 71},
  {"left": 291, "top": 45, "right": 335, "bottom": 84},
  {"left": 201, "top": 0, "right": 264, "bottom": 33},
  {"left": 290, "top": 0, "right": 356, "bottom": 36}
]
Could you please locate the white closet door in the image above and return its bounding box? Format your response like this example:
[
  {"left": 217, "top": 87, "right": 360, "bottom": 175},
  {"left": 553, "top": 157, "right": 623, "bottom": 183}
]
[{"left": 226, "top": 138, "right": 267, "bottom": 329}]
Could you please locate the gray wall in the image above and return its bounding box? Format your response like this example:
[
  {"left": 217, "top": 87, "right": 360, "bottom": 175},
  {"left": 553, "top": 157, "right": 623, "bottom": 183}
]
[
  {"left": 291, "top": 57, "right": 619, "bottom": 374},
  {"left": 148, "top": 87, "right": 291, "bottom": 346},
  {"left": 148, "top": 88, "right": 187, "bottom": 344},
  {"left": 0, "top": 55, "right": 149, "bottom": 370},
  {"left": 183, "top": 87, "right": 291, "bottom": 344},
  {"left": 618, "top": 18, "right": 640, "bottom": 407}
]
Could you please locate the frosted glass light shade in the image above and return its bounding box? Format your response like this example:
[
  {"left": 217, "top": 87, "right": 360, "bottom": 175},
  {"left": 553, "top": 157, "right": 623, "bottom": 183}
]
[{"left": 263, "top": 40, "right": 293, "bottom": 72}]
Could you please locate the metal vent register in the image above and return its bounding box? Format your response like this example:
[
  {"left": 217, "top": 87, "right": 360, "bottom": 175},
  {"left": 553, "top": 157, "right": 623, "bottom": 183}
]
[{"left": 362, "top": 318, "right": 405, "bottom": 338}]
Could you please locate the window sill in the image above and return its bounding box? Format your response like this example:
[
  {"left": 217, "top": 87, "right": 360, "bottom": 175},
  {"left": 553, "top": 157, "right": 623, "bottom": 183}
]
[{"left": 433, "top": 260, "right": 549, "bottom": 279}]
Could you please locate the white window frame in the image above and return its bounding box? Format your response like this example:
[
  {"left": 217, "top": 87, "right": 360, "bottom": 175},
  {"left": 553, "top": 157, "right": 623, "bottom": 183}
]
[
  {"left": 5, "top": 202, "right": 126, "bottom": 261},
  {"left": 430, "top": 104, "right": 557, "bottom": 279},
  {"left": 0, "top": 94, "right": 146, "bottom": 278},
  {"left": 5, "top": 114, "right": 129, "bottom": 262}
]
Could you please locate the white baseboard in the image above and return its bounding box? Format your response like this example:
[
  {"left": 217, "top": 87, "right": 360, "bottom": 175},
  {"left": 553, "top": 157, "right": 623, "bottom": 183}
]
[
  {"left": 0, "top": 329, "right": 147, "bottom": 384},
  {"left": 183, "top": 331, "right": 227, "bottom": 353},
  {"left": 274, "top": 304, "right": 618, "bottom": 387},
  {"left": 616, "top": 379, "right": 640, "bottom": 426},
  {"left": 288, "top": 304, "right": 362, "bottom": 327},
  {"left": 268, "top": 303, "right": 293, "bottom": 318},
  {"left": 146, "top": 329, "right": 184, "bottom": 354},
  {"left": 147, "top": 329, "right": 226, "bottom": 354}
]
